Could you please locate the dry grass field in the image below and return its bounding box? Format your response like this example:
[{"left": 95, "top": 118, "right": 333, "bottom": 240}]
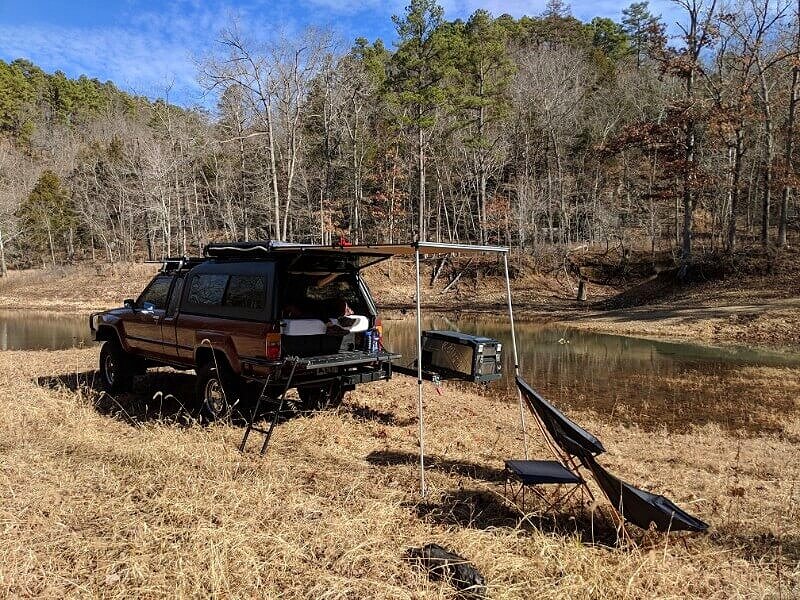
[{"left": 1, "top": 347, "right": 798, "bottom": 598}]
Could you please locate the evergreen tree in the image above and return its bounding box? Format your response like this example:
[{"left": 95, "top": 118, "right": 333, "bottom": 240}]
[
  {"left": 459, "top": 10, "right": 514, "bottom": 243},
  {"left": 15, "top": 170, "right": 77, "bottom": 265},
  {"left": 389, "top": 0, "right": 455, "bottom": 241},
  {"left": 589, "top": 17, "right": 630, "bottom": 62},
  {"left": 622, "top": 1, "right": 663, "bottom": 67}
]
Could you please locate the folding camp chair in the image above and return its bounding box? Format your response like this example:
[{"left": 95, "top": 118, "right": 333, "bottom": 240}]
[
  {"left": 504, "top": 376, "right": 607, "bottom": 514},
  {"left": 580, "top": 453, "right": 709, "bottom": 533},
  {"left": 503, "top": 459, "right": 584, "bottom": 513},
  {"left": 511, "top": 376, "right": 708, "bottom": 539}
]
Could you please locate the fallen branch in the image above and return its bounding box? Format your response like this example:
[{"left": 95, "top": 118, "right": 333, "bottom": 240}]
[{"left": 441, "top": 258, "right": 473, "bottom": 294}]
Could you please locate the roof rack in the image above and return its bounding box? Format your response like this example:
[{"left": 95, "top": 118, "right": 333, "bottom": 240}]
[
  {"left": 145, "top": 256, "right": 206, "bottom": 272},
  {"left": 203, "top": 241, "right": 274, "bottom": 259}
]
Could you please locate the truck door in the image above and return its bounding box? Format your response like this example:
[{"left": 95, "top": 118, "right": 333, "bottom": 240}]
[{"left": 126, "top": 275, "right": 172, "bottom": 356}]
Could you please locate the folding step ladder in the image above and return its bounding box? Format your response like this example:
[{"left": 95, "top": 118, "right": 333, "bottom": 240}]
[{"left": 239, "top": 358, "right": 299, "bottom": 455}]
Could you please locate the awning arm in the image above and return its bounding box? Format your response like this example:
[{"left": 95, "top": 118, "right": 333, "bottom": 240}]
[
  {"left": 504, "top": 253, "right": 528, "bottom": 458},
  {"left": 415, "top": 247, "right": 427, "bottom": 497}
]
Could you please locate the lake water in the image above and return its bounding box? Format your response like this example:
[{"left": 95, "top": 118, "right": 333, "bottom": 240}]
[
  {"left": 0, "top": 310, "right": 93, "bottom": 350},
  {"left": 2, "top": 310, "right": 798, "bottom": 431},
  {"left": 382, "top": 317, "right": 800, "bottom": 432}
]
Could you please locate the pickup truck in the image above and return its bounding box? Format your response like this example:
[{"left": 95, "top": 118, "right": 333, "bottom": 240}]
[{"left": 90, "top": 242, "right": 398, "bottom": 419}]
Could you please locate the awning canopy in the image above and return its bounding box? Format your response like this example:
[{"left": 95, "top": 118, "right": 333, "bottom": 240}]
[
  {"left": 271, "top": 241, "right": 509, "bottom": 256},
  {"left": 203, "top": 241, "right": 509, "bottom": 272},
  {"left": 205, "top": 241, "right": 508, "bottom": 258}
]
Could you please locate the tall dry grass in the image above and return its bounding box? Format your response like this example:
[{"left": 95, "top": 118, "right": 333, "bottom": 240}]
[{"left": 0, "top": 347, "right": 798, "bottom": 598}]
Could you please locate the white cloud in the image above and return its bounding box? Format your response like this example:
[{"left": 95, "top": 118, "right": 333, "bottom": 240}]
[{"left": 0, "top": 23, "right": 203, "bottom": 103}]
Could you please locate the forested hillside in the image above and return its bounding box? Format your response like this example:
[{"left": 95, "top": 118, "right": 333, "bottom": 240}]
[{"left": 0, "top": 0, "right": 798, "bottom": 275}]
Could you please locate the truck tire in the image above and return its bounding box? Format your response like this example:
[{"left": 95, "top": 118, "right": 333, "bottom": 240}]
[
  {"left": 99, "top": 339, "right": 135, "bottom": 393},
  {"left": 196, "top": 361, "right": 240, "bottom": 421},
  {"left": 298, "top": 383, "right": 346, "bottom": 411}
]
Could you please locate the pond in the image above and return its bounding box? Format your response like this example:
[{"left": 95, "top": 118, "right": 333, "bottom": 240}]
[
  {"left": 0, "top": 310, "right": 93, "bottom": 350},
  {"left": 382, "top": 317, "right": 800, "bottom": 433},
  {"left": 2, "top": 309, "right": 797, "bottom": 431}
]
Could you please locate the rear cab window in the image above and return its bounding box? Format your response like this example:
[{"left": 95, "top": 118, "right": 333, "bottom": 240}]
[{"left": 182, "top": 262, "right": 273, "bottom": 320}]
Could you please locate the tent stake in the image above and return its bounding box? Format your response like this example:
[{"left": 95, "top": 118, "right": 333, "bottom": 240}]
[{"left": 504, "top": 253, "right": 528, "bottom": 459}]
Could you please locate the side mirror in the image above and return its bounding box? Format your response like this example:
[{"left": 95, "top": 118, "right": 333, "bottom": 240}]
[{"left": 123, "top": 299, "right": 135, "bottom": 310}]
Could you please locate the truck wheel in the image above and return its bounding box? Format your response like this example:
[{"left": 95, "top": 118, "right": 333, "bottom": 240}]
[
  {"left": 99, "top": 339, "right": 134, "bottom": 393},
  {"left": 196, "top": 362, "right": 239, "bottom": 421},
  {"left": 298, "top": 384, "right": 346, "bottom": 411}
]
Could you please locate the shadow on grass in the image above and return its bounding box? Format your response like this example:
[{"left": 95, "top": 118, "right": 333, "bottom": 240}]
[
  {"left": 712, "top": 528, "right": 800, "bottom": 569},
  {"left": 410, "top": 488, "right": 622, "bottom": 545},
  {"left": 366, "top": 449, "right": 699, "bottom": 547},
  {"left": 366, "top": 449, "right": 506, "bottom": 482},
  {"left": 35, "top": 369, "right": 293, "bottom": 428},
  {"left": 342, "top": 403, "right": 415, "bottom": 427}
]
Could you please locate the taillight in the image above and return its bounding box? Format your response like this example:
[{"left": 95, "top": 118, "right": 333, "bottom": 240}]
[
  {"left": 375, "top": 318, "right": 383, "bottom": 350},
  {"left": 266, "top": 332, "right": 281, "bottom": 361}
]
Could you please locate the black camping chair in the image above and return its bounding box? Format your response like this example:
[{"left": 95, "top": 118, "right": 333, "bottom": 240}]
[
  {"left": 511, "top": 376, "right": 708, "bottom": 538},
  {"left": 516, "top": 376, "right": 606, "bottom": 459},
  {"left": 580, "top": 453, "right": 709, "bottom": 533},
  {"left": 504, "top": 376, "right": 606, "bottom": 513},
  {"left": 503, "top": 459, "right": 584, "bottom": 513}
]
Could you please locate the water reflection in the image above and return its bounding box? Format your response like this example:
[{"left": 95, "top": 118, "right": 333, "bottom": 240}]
[
  {"left": 382, "top": 318, "right": 800, "bottom": 432},
  {"left": 0, "top": 310, "right": 93, "bottom": 350}
]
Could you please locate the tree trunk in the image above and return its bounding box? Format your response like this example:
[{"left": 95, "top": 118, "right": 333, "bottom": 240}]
[
  {"left": 779, "top": 10, "right": 799, "bottom": 247},
  {"left": 417, "top": 113, "right": 426, "bottom": 242},
  {"left": 47, "top": 223, "right": 56, "bottom": 267},
  {"left": 728, "top": 127, "right": 744, "bottom": 250},
  {"left": 0, "top": 229, "right": 6, "bottom": 277},
  {"left": 682, "top": 75, "right": 695, "bottom": 270},
  {"left": 758, "top": 60, "right": 774, "bottom": 246},
  {"left": 266, "top": 103, "right": 281, "bottom": 241}
]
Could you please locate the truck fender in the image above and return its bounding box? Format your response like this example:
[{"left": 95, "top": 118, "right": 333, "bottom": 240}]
[
  {"left": 193, "top": 332, "right": 241, "bottom": 374},
  {"left": 95, "top": 318, "right": 133, "bottom": 353}
]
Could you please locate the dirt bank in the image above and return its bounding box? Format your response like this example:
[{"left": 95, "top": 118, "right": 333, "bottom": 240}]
[{"left": 1, "top": 347, "right": 797, "bottom": 597}]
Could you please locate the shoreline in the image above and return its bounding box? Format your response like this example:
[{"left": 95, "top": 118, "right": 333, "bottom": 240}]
[{"left": 1, "top": 262, "right": 799, "bottom": 354}]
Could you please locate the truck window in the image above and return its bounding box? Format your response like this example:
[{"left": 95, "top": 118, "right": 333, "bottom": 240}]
[
  {"left": 166, "top": 275, "right": 185, "bottom": 316},
  {"left": 137, "top": 276, "right": 172, "bottom": 310},
  {"left": 188, "top": 274, "right": 228, "bottom": 306},
  {"left": 224, "top": 275, "right": 265, "bottom": 310}
]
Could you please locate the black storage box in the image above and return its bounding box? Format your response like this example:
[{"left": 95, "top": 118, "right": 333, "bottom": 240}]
[
  {"left": 421, "top": 330, "right": 502, "bottom": 383},
  {"left": 282, "top": 333, "right": 357, "bottom": 357}
]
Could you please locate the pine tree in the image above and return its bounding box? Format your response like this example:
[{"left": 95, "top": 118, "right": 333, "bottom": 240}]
[
  {"left": 622, "top": 2, "right": 663, "bottom": 67},
  {"left": 16, "top": 170, "right": 77, "bottom": 265},
  {"left": 459, "top": 10, "right": 514, "bottom": 243},
  {"left": 589, "top": 17, "right": 630, "bottom": 62},
  {"left": 389, "top": 0, "right": 455, "bottom": 241}
]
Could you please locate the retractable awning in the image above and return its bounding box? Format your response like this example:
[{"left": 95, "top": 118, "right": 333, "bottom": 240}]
[
  {"left": 206, "top": 240, "right": 509, "bottom": 257},
  {"left": 204, "top": 240, "right": 525, "bottom": 496},
  {"left": 270, "top": 242, "right": 509, "bottom": 256}
]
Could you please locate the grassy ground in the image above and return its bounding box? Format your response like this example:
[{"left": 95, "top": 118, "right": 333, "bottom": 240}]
[{"left": 1, "top": 347, "right": 798, "bottom": 598}]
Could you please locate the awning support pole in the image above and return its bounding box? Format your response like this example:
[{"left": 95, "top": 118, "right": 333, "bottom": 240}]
[
  {"left": 504, "top": 253, "right": 528, "bottom": 459},
  {"left": 415, "top": 247, "right": 427, "bottom": 496}
]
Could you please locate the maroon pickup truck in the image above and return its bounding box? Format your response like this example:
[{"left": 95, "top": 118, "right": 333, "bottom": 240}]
[{"left": 90, "top": 242, "right": 398, "bottom": 419}]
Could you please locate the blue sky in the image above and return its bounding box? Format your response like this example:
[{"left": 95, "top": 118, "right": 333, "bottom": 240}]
[{"left": 0, "top": 0, "right": 681, "bottom": 107}]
